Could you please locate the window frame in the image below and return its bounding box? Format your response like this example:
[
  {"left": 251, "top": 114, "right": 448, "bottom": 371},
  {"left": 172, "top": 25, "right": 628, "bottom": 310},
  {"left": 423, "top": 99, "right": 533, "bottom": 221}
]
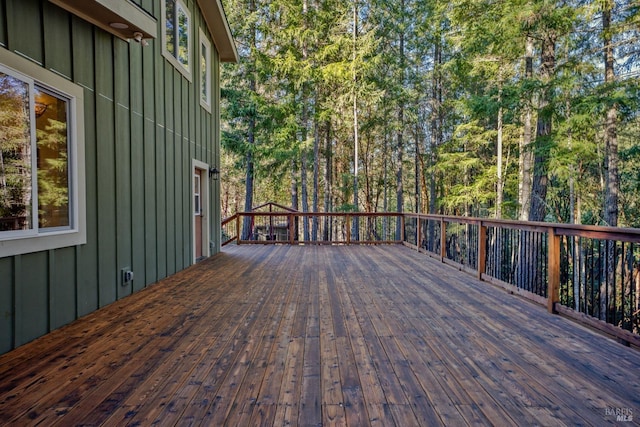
[
  {"left": 161, "top": 0, "right": 192, "bottom": 81},
  {"left": 199, "top": 28, "right": 212, "bottom": 112},
  {"left": 0, "top": 48, "right": 86, "bottom": 258},
  {"left": 194, "top": 172, "right": 201, "bottom": 216}
]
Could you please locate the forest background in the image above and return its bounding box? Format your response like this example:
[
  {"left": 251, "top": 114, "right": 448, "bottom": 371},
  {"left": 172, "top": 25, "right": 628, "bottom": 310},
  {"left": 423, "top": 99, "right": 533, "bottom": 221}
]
[{"left": 219, "top": 0, "right": 640, "bottom": 229}]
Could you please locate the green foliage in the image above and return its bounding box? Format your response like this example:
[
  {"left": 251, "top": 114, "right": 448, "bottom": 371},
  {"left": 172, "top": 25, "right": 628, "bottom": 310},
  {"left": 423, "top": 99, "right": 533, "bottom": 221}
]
[
  {"left": 220, "top": 0, "right": 640, "bottom": 226},
  {"left": 36, "top": 118, "right": 68, "bottom": 227}
]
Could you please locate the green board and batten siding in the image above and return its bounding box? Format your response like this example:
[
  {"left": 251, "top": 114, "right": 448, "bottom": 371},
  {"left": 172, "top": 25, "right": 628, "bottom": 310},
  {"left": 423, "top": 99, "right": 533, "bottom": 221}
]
[{"left": 0, "top": 0, "right": 222, "bottom": 354}]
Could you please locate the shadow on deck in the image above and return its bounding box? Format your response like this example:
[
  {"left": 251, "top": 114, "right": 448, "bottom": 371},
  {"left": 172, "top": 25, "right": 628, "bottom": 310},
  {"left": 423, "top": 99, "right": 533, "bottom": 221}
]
[{"left": 0, "top": 244, "right": 639, "bottom": 426}]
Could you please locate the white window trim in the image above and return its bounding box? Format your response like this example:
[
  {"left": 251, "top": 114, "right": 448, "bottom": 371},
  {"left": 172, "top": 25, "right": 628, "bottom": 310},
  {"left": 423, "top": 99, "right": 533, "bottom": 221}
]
[
  {"left": 199, "top": 28, "right": 212, "bottom": 112},
  {"left": 161, "top": 0, "right": 193, "bottom": 82},
  {"left": 0, "top": 48, "right": 86, "bottom": 258}
]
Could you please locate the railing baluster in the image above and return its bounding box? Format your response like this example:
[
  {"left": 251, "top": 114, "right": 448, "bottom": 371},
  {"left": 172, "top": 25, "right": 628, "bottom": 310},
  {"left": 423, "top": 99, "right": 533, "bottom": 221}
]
[
  {"left": 478, "top": 221, "right": 486, "bottom": 281},
  {"left": 548, "top": 227, "right": 560, "bottom": 314},
  {"left": 440, "top": 219, "right": 446, "bottom": 262}
]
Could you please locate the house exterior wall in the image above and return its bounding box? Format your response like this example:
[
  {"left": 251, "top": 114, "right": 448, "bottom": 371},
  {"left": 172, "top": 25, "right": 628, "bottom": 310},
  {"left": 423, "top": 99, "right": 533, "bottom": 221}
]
[{"left": 0, "top": 0, "right": 223, "bottom": 354}]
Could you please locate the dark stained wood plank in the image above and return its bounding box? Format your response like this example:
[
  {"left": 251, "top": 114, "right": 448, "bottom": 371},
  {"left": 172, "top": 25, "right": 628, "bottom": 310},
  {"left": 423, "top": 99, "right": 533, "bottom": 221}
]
[
  {"left": 298, "top": 258, "right": 322, "bottom": 427},
  {"left": 0, "top": 244, "right": 639, "bottom": 427},
  {"left": 318, "top": 269, "right": 347, "bottom": 425}
]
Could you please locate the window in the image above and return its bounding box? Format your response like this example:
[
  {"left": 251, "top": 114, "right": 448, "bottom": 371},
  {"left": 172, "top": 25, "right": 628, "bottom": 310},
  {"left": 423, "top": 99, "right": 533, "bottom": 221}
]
[
  {"left": 199, "top": 29, "right": 212, "bottom": 111},
  {"left": 194, "top": 173, "right": 201, "bottom": 215},
  {"left": 163, "top": 0, "right": 191, "bottom": 80},
  {"left": 0, "top": 49, "right": 85, "bottom": 257}
]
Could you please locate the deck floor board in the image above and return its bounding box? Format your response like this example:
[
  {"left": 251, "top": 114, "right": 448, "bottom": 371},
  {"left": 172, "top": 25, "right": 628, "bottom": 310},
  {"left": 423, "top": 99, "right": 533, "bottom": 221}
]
[{"left": 1, "top": 244, "right": 639, "bottom": 426}]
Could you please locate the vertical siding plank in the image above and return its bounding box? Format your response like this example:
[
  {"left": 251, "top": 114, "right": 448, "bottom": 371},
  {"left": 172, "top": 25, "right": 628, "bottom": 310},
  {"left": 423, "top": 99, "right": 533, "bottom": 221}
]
[
  {"left": 174, "top": 77, "right": 184, "bottom": 269},
  {"left": 155, "top": 126, "right": 168, "bottom": 280},
  {"left": 71, "top": 17, "right": 99, "bottom": 317},
  {"left": 184, "top": 81, "right": 191, "bottom": 267},
  {"left": 5, "top": 0, "right": 43, "bottom": 64},
  {"left": 42, "top": 1, "right": 72, "bottom": 79},
  {"left": 0, "top": 258, "right": 14, "bottom": 353},
  {"left": 16, "top": 253, "right": 48, "bottom": 346},
  {"left": 50, "top": 247, "right": 76, "bottom": 330},
  {"left": 143, "top": 40, "right": 157, "bottom": 285},
  {"left": 114, "top": 38, "right": 133, "bottom": 299},
  {"left": 165, "top": 65, "right": 176, "bottom": 276},
  {"left": 130, "top": 43, "right": 146, "bottom": 291},
  {"left": 187, "top": 77, "right": 195, "bottom": 265},
  {"left": 143, "top": 114, "right": 157, "bottom": 285},
  {"left": 166, "top": 130, "right": 176, "bottom": 276},
  {"left": 154, "top": 40, "right": 167, "bottom": 281},
  {"left": 95, "top": 31, "right": 118, "bottom": 307}
]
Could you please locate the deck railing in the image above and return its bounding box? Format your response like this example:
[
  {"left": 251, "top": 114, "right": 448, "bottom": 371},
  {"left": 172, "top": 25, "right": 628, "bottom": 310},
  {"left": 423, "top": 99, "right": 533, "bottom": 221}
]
[
  {"left": 221, "top": 211, "right": 640, "bottom": 346},
  {"left": 223, "top": 212, "right": 403, "bottom": 245}
]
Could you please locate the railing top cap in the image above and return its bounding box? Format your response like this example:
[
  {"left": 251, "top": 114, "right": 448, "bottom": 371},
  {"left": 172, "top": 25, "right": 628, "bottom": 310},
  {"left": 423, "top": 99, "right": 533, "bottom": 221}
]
[{"left": 230, "top": 211, "right": 640, "bottom": 241}]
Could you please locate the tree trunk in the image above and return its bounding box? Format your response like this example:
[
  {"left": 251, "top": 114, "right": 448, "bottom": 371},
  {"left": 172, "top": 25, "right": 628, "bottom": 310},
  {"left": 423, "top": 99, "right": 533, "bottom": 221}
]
[
  {"left": 395, "top": 0, "right": 405, "bottom": 239},
  {"left": 241, "top": 0, "right": 257, "bottom": 241},
  {"left": 300, "top": 0, "right": 310, "bottom": 242},
  {"left": 395, "top": 105, "right": 404, "bottom": 238},
  {"left": 383, "top": 121, "right": 389, "bottom": 237},
  {"left": 603, "top": 0, "right": 618, "bottom": 227},
  {"left": 352, "top": 0, "right": 360, "bottom": 240},
  {"left": 424, "top": 39, "right": 442, "bottom": 251},
  {"left": 300, "top": 94, "right": 310, "bottom": 241},
  {"left": 496, "top": 100, "right": 503, "bottom": 219},
  {"left": 528, "top": 33, "right": 556, "bottom": 222},
  {"left": 415, "top": 126, "right": 420, "bottom": 214},
  {"left": 242, "top": 148, "right": 254, "bottom": 239},
  {"left": 602, "top": 0, "right": 618, "bottom": 321},
  {"left": 291, "top": 158, "right": 299, "bottom": 239},
  {"left": 301, "top": 145, "right": 309, "bottom": 240},
  {"left": 518, "top": 35, "right": 534, "bottom": 221},
  {"left": 323, "top": 122, "right": 332, "bottom": 240},
  {"left": 312, "top": 111, "right": 319, "bottom": 241}
]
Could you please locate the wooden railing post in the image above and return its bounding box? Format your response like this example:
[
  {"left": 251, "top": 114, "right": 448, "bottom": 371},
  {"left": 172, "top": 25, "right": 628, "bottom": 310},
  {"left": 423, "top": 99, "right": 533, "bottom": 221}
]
[
  {"left": 416, "top": 215, "right": 421, "bottom": 250},
  {"left": 440, "top": 219, "right": 446, "bottom": 262},
  {"left": 346, "top": 214, "right": 351, "bottom": 244},
  {"left": 236, "top": 214, "right": 242, "bottom": 245},
  {"left": 547, "top": 227, "right": 560, "bottom": 314},
  {"left": 289, "top": 213, "right": 295, "bottom": 244},
  {"left": 477, "top": 221, "right": 486, "bottom": 281}
]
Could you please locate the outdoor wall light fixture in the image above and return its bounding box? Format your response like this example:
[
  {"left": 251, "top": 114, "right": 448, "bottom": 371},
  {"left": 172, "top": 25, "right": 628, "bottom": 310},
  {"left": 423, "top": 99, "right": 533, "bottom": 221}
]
[
  {"left": 209, "top": 167, "right": 220, "bottom": 180},
  {"left": 133, "top": 32, "right": 149, "bottom": 46}
]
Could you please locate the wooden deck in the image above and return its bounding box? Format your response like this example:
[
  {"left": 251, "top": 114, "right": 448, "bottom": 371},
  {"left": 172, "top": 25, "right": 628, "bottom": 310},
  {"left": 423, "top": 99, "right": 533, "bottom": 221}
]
[{"left": 1, "top": 245, "right": 639, "bottom": 426}]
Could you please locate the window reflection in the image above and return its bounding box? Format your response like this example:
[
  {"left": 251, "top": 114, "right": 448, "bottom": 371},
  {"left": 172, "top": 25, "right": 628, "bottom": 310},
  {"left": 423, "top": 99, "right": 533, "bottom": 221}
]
[
  {"left": 35, "top": 88, "right": 69, "bottom": 229},
  {"left": 177, "top": 5, "right": 189, "bottom": 67},
  {"left": 166, "top": 0, "right": 175, "bottom": 58},
  {"left": 201, "top": 42, "right": 208, "bottom": 102},
  {"left": 165, "top": 0, "right": 190, "bottom": 72},
  {"left": 0, "top": 71, "right": 32, "bottom": 231}
]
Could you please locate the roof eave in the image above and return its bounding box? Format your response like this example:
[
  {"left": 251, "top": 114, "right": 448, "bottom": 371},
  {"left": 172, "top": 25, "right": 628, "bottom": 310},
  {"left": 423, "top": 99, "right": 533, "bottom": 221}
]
[{"left": 198, "top": 0, "right": 239, "bottom": 63}]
